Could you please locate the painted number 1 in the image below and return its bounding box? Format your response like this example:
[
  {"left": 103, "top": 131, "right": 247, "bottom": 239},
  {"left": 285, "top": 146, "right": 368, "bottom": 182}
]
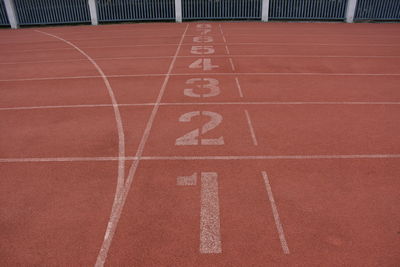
[{"left": 177, "top": 172, "right": 222, "bottom": 254}]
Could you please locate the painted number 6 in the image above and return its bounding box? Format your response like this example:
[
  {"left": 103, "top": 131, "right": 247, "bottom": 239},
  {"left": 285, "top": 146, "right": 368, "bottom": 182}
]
[{"left": 175, "top": 111, "right": 224, "bottom": 146}]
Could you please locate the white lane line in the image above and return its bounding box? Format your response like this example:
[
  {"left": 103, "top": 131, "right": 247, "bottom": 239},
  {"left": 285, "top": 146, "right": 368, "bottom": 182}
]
[
  {"left": 2, "top": 154, "right": 400, "bottom": 163},
  {"left": 200, "top": 172, "right": 222, "bottom": 254},
  {"left": 244, "top": 110, "right": 258, "bottom": 146},
  {"left": 6, "top": 31, "right": 399, "bottom": 47},
  {"left": 2, "top": 72, "right": 400, "bottom": 82},
  {"left": 0, "top": 74, "right": 166, "bottom": 82},
  {"left": 94, "top": 24, "right": 190, "bottom": 267},
  {"left": 0, "top": 56, "right": 174, "bottom": 65},
  {"left": 8, "top": 41, "right": 399, "bottom": 54},
  {"left": 2, "top": 101, "right": 400, "bottom": 112},
  {"left": 139, "top": 154, "right": 400, "bottom": 160},
  {"left": 3, "top": 53, "right": 400, "bottom": 65},
  {"left": 35, "top": 31, "right": 127, "bottom": 239},
  {"left": 261, "top": 171, "right": 290, "bottom": 254},
  {"left": 0, "top": 103, "right": 154, "bottom": 111},
  {"left": 0, "top": 157, "right": 136, "bottom": 163},
  {"left": 234, "top": 77, "right": 244, "bottom": 98},
  {"left": 224, "top": 45, "right": 231, "bottom": 55},
  {"left": 228, "top": 58, "right": 236, "bottom": 71}
]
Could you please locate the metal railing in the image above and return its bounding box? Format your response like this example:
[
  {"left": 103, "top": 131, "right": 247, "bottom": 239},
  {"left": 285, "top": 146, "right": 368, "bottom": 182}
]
[
  {"left": 0, "top": 0, "right": 10, "bottom": 25},
  {"left": 1, "top": 0, "right": 399, "bottom": 28},
  {"left": 269, "top": 0, "right": 347, "bottom": 20},
  {"left": 14, "top": 0, "right": 90, "bottom": 25},
  {"left": 355, "top": 0, "right": 400, "bottom": 20},
  {"left": 97, "top": 0, "right": 175, "bottom": 22},
  {"left": 182, "top": 0, "right": 263, "bottom": 20}
]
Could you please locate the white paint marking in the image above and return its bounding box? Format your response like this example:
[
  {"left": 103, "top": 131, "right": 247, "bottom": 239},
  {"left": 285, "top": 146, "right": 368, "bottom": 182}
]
[
  {"left": 175, "top": 111, "right": 224, "bottom": 146},
  {"left": 189, "top": 58, "right": 219, "bottom": 71},
  {"left": 94, "top": 24, "right": 189, "bottom": 267},
  {"left": 34, "top": 31, "right": 127, "bottom": 249},
  {"left": 177, "top": 173, "right": 198, "bottom": 186},
  {"left": 11, "top": 42, "right": 400, "bottom": 55},
  {"left": 193, "top": 36, "right": 213, "bottom": 43},
  {"left": 191, "top": 45, "right": 215, "bottom": 55},
  {"left": 200, "top": 172, "right": 222, "bottom": 254},
  {"left": 2, "top": 72, "right": 400, "bottom": 82},
  {"left": 244, "top": 110, "right": 258, "bottom": 146},
  {"left": 234, "top": 77, "right": 244, "bottom": 98},
  {"left": 261, "top": 171, "right": 290, "bottom": 254},
  {"left": 1, "top": 154, "right": 400, "bottom": 163},
  {"left": 0, "top": 103, "right": 152, "bottom": 111},
  {"left": 218, "top": 24, "right": 236, "bottom": 72},
  {"left": 2, "top": 101, "right": 400, "bottom": 112},
  {"left": 221, "top": 35, "right": 227, "bottom": 43},
  {"left": 4, "top": 53, "right": 400, "bottom": 66},
  {"left": 0, "top": 156, "right": 136, "bottom": 163},
  {"left": 138, "top": 154, "right": 400, "bottom": 160},
  {"left": 228, "top": 58, "right": 236, "bottom": 71},
  {"left": 184, "top": 78, "right": 220, "bottom": 98},
  {"left": 224, "top": 45, "right": 230, "bottom": 55}
]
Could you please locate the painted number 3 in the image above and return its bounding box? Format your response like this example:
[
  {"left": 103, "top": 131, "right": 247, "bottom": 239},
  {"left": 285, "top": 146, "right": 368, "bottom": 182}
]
[
  {"left": 175, "top": 111, "right": 224, "bottom": 146},
  {"left": 184, "top": 78, "right": 220, "bottom": 98}
]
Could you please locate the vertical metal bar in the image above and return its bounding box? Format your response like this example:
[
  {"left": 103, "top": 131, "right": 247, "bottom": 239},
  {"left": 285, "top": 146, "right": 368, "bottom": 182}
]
[
  {"left": 3, "top": 0, "right": 18, "bottom": 28},
  {"left": 175, "top": 0, "right": 182, "bottom": 22},
  {"left": 261, "top": 0, "right": 270, "bottom": 21},
  {"left": 346, "top": 0, "right": 358, "bottom": 22},
  {"left": 88, "top": 0, "right": 98, "bottom": 24}
]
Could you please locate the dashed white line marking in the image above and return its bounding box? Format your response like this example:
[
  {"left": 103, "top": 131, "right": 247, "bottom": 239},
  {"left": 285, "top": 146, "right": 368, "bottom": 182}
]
[
  {"left": 200, "top": 172, "right": 222, "bottom": 254},
  {"left": 261, "top": 171, "right": 290, "bottom": 254},
  {"left": 218, "top": 24, "right": 236, "bottom": 72},
  {"left": 244, "top": 110, "right": 258, "bottom": 146},
  {"left": 234, "top": 77, "right": 244, "bottom": 98}
]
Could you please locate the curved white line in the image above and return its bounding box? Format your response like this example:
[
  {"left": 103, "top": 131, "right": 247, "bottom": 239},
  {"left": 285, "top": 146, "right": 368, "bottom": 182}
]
[
  {"left": 94, "top": 24, "right": 189, "bottom": 267},
  {"left": 34, "top": 29, "right": 127, "bottom": 260}
]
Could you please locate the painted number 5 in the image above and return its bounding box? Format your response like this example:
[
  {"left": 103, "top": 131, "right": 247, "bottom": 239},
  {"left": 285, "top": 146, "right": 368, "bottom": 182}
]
[
  {"left": 191, "top": 46, "right": 215, "bottom": 55},
  {"left": 175, "top": 111, "right": 224, "bottom": 146}
]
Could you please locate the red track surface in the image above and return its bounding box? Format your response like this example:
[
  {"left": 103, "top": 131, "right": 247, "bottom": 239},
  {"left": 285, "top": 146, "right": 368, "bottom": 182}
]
[{"left": 1, "top": 22, "right": 400, "bottom": 266}]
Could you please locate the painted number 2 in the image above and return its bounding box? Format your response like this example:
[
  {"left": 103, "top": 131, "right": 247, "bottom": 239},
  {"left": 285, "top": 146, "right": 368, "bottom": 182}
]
[{"left": 175, "top": 111, "right": 224, "bottom": 146}]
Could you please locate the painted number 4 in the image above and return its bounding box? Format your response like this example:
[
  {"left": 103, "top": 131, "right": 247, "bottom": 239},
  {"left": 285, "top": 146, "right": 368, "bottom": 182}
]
[{"left": 189, "top": 58, "right": 219, "bottom": 71}]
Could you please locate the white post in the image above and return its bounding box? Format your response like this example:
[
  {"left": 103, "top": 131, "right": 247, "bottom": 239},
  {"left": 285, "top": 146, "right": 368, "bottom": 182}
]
[
  {"left": 261, "top": 0, "right": 270, "bottom": 22},
  {"left": 345, "top": 0, "right": 358, "bottom": 23},
  {"left": 88, "top": 0, "right": 98, "bottom": 25},
  {"left": 175, "top": 0, "right": 182, "bottom": 23},
  {"left": 4, "top": 0, "right": 18, "bottom": 29}
]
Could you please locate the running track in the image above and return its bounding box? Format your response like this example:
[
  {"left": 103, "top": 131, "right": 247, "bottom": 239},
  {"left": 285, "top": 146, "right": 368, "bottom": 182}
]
[{"left": 1, "top": 22, "right": 400, "bottom": 266}]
